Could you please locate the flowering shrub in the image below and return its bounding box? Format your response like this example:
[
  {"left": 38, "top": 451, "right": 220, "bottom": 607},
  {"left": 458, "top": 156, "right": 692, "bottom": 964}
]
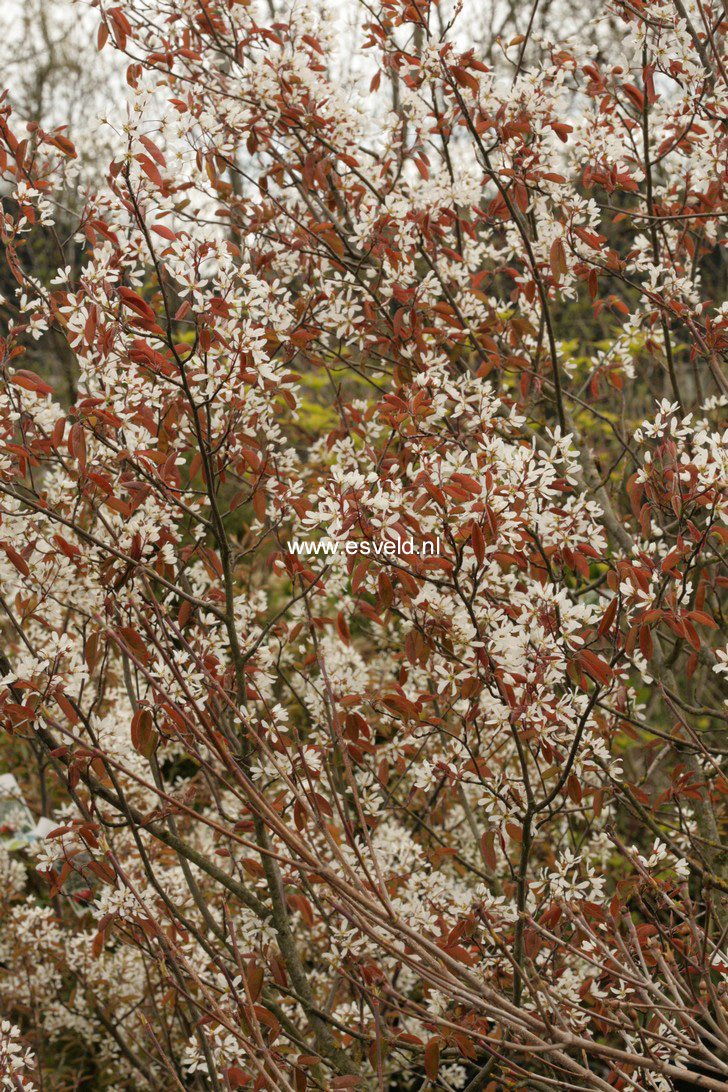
[{"left": 1, "top": 0, "right": 728, "bottom": 1087}]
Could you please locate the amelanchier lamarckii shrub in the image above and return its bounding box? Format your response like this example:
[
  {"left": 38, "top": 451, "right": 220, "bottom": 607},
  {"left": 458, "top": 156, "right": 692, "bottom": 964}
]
[{"left": 0, "top": 0, "right": 728, "bottom": 1088}]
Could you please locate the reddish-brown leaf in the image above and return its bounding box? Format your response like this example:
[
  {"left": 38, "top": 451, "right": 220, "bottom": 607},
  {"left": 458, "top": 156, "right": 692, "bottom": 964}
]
[
  {"left": 1, "top": 542, "right": 30, "bottom": 577},
  {"left": 424, "top": 1039, "right": 440, "bottom": 1081}
]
